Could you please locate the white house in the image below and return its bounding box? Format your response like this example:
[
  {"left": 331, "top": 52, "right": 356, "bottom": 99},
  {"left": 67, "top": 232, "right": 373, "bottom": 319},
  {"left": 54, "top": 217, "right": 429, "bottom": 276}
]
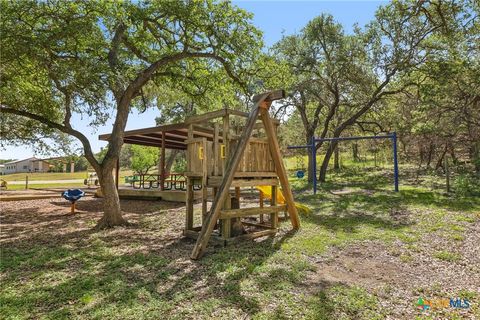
[
  {"left": 3, "top": 157, "right": 75, "bottom": 174},
  {"left": 3, "top": 157, "right": 52, "bottom": 174},
  {"left": 0, "top": 164, "right": 5, "bottom": 175}
]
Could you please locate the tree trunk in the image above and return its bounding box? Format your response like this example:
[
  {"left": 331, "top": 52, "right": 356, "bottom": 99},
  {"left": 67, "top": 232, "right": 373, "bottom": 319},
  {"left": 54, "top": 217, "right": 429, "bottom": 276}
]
[
  {"left": 166, "top": 149, "right": 180, "bottom": 173},
  {"left": 319, "top": 142, "right": 337, "bottom": 182},
  {"left": 96, "top": 164, "right": 128, "bottom": 229},
  {"left": 334, "top": 145, "right": 340, "bottom": 170},
  {"left": 352, "top": 143, "right": 359, "bottom": 162}
]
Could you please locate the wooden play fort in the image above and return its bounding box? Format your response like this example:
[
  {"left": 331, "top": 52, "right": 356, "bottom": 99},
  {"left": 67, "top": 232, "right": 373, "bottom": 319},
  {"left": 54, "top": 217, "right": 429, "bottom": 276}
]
[
  {"left": 185, "top": 90, "right": 300, "bottom": 259},
  {"left": 100, "top": 90, "right": 300, "bottom": 259}
]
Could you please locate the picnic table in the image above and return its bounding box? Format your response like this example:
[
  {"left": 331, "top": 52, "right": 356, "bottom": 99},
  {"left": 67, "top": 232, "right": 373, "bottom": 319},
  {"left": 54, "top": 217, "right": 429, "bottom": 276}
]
[{"left": 124, "top": 173, "right": 186, "bottom": 190}]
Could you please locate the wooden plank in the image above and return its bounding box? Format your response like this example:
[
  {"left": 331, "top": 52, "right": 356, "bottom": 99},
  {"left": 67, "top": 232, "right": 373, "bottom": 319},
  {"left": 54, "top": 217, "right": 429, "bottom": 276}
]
[
  {"left": 252, "top": 90, "right": 285, "bottom": 103},
  {"left": 185, "top": 137, "right": 206, "bottom": 144},
  {"left": 241, "top": 221, "right": 275, "bottom": 229},
  {"left": 190, "top": 92, "right": 270, "bottom": 260},
  {"left": 185, "top": 109, "right": 227, "bottom": 124},
  {"left": 160, "top": 132, "right": 166, "bottom": 191},
  {"left": 233, "top": 172, "right": 277, "bottom": 178},
  {"left": 260, "top": 107, "right": 300, "bottom": 229},
  {"left": 225, "top": 229, "right": 277, "bottom": 243},
  {"left": 219, "top": 205, "right": 287, "bottom": 219},
  {"left": 123, "top": 137, "right": 186, "bottom": 149},
  {"left": 98, "top": 122, "right": 188, "bottom": 140},
  {"left": 226, "top": 109, "right": 249, "bottom": 118},
  {"left": 207, "top": 177, "right": 278, "bottom": 188}
]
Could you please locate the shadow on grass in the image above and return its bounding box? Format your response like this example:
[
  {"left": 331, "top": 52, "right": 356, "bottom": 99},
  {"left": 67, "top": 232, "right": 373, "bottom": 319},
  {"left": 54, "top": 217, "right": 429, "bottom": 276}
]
[
  {"left": 3, "top": 196, "right": 335, "bottom": 319},
  {"left": 1, "top": 226, "right": 314, "bottom": 318}
]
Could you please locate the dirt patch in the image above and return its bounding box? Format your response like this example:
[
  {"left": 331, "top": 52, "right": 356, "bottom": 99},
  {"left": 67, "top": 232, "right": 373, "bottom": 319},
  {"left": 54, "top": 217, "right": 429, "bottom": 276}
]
[{"left": 303, "top": 222, "right": 480, "bottom": 319}]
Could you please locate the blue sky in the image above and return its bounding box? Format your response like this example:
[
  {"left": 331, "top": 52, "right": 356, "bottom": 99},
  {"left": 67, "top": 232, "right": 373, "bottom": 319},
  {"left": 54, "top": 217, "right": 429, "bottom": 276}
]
[{"left": 1, "top": 1, "right": 388, "bottom": 160}]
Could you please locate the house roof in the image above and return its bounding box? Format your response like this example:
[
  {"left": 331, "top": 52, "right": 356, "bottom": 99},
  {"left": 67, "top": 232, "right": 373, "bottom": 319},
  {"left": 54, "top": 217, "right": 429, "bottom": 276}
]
[{"left": 3, "top": 157, "right": 37, "bottom": 165}]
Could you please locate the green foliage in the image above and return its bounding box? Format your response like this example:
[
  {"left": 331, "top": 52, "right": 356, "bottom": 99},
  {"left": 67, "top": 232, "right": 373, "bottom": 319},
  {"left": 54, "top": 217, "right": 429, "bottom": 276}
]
[
  {"left": 130, "top": 145, "right": 158, "bottom": 175},
  {"left": 172, "top": 157, "right": 187, "bottom": 174},
  {"left": 453, "top": 174, "right": 480, "bottom": 197}
]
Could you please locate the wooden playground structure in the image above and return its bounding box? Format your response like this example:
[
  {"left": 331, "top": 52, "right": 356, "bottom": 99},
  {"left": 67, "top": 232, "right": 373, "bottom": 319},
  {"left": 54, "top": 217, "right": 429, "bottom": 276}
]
[{"left": 100, "top": 90, "right": 300, "bottom": 259}]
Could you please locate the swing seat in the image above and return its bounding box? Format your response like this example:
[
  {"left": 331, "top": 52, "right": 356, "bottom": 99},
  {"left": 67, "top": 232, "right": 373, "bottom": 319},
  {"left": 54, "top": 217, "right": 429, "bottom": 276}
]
[
  {"left": 296, "top": 170, "right": 305, "bottom": 178},
  {"left": 62, "top": 189, "right": 85, "bottom": 203}
]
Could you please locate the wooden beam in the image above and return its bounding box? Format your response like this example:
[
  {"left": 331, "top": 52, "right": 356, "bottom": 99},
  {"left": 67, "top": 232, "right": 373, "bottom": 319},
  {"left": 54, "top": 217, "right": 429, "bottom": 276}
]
[
  {"left": 207, "top": 177, "right": 278, "bottom": 188},
  {"left": 190, "top": 92, "right": 270, "bottom": 260},
  {"left": 219, "top": 205, "right": 286, "bottom": 219},
  {"left": 225, "top": 229, "right": 277, "bottom": 242},
  {"left": 252, "top": 90, "right": 285, "bottom": 103},
  {"left": 160, "top": 132, "right": 166, "bottom": 191},
  {"left": 259, "top": 108, "right": 300, "bottom": 229},
  {"left": 185, "top": 109, "right": 227, "bottom": 124},
  {"left": 213, "top": 123, "right": 219, "bottom": 176},
  {"left": 123, "top": 139, "right": 186, "bottom": 150},
  {"left": 185, "top": 178, "right": 194, "bottom": 231}
]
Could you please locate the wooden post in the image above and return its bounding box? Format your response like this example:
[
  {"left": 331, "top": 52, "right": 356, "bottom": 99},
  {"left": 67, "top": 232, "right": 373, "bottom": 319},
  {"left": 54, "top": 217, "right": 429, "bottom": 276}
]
[
  {"left": 235, "top": 187, "right": 240, "bottom": 202},
  {"left": 270, "top": 185, "right": 278, "bottom": 229},
  {"left": 259, "top": 107, "right": 300, "bottom": 229},
  {"left": 221, "top": 195, "right": 232, "bottom": 239},
  {"left": 185, "top": 178, "right": 194, "bottom": 231},
  {"left": 259, "top": 190, "right": 264, "bottom": 223},
  {"left": 25, "top": 176, "right": 28, "bottom": 190},
  {"left": 222, "top": 114, "right": 229, "bottom": 176},
  {"left": 160, "top": 131, "right": 166, "bottom": 190},
  {"left": 71, "top": 202, "right": 75, "bottom": 214},
  {"left": 445, "top": 155, "right": 450, "bottom": 193},
  {"left": 202, "top": 184, "right": 208, "bottom": 224},
  {"left": 213, "top": 123, "right": 219, "bottom": 176}
]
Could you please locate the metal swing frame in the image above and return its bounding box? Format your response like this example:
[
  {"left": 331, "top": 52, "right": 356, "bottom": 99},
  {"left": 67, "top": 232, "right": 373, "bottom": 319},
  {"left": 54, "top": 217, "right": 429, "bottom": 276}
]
[{"left": 288, "top": 133, "right": 399, "bottom": 194}]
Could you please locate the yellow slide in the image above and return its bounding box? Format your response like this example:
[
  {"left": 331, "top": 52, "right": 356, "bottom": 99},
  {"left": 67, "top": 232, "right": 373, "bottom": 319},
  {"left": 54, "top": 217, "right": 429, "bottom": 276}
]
[{"left": 256, "top": 186, "right": 311, "bottom": 215}]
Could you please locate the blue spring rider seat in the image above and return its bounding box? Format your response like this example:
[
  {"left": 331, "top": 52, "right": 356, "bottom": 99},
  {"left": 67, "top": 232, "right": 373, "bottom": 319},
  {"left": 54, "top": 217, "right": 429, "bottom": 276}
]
[{"left": 62, "top": 189, "right": 85, "bottom": 214}]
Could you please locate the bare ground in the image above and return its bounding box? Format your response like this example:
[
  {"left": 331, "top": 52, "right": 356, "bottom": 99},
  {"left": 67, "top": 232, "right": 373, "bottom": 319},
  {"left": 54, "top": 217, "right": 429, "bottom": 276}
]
[{"left": 1, "top": 196, "right": 479, "bottom": 319}]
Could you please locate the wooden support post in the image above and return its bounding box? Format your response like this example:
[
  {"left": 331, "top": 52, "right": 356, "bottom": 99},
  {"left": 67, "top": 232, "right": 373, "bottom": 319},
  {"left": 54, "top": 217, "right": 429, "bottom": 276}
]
[
  {"left": 71, "top": 202, "right": 76, "bottom": 214},
  {"left": 160, "top": 131, "right": 166, "bottom": 191},
  {"left": 259, "top": 107, "right": 300, "bottom": 229},
  {"left": 222, "top": 114, "right": 229, "bottom": 176},
  {"left": 221, "top": 195, "right": 232, "bottom": 239},
  {"left": 25, "top": 176, "right": 28, "bottom": 190},
  {"left": 191, "top": 93, "right": 270, "bottom": 259},
  {"left": 270, "top": 185, "right": 278, "bottom": 229},
  {"left": 259, "top": 190, "right": 264, "bottom": 223},
  {"left": 202, "top": 183, "right": 208, "bottom": 224},
  {"left": 235, "top": 187, "right": 240, "bottom": 202},
  {"left": 185, "top": 178, "right": 194, "bottom": 231},
  {"left": 213, "top": 123, "right": 220, "bottom": 176}
]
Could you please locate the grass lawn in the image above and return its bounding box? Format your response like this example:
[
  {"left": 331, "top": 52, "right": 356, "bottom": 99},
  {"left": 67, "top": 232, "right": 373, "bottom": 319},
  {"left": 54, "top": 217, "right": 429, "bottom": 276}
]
[
  {"left": 1, "top": 165, "right": 479, "bottom": 319},
  {"left": 4, "top": 183, "right": 86, "bottom": 191},
  {"left": 1, "top": 170, "right": 133, "bottom": 182}
]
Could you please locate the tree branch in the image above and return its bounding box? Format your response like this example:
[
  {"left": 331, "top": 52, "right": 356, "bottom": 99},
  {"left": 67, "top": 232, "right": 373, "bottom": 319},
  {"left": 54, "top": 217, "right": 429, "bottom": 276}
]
[{"left": 0, "top": 106, "right": 100, "bottom": 171}]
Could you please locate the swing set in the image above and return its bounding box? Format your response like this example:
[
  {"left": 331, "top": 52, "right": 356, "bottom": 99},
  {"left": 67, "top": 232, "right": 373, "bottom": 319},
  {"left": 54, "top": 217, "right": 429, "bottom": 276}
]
[{"left": 288, "top": 133, "right": 400, "bottom": 194}]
